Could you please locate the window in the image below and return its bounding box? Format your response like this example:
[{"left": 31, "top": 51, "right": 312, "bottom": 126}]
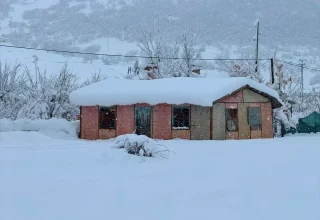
[
  {"left": 172, "top": 106, "right": 190, "bottom": 129},
  {"left": 99, "top": 107, "right": 116, "bottom": 129},
  {"left": 226, "top": 108, "right": 238, "bottom": 132},
  {"left": 248, "top": 107, "right": 262, "bottom": 130}
]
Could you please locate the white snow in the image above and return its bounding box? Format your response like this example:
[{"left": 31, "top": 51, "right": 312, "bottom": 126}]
[
  {"left": 112, "top": 134, "right": 166, "bottom": 158},
  {"left": 70, "top": 77, "right": 281, "bottom": 107},
  {"left": 0, "top": 131, "right": 320, "bottom": 220},
  {"left": 0, "top": 118, "right": 79, "bottom": 138}
]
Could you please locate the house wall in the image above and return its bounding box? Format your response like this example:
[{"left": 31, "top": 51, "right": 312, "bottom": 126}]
[
  {"left": 172, "top": 130, "right": 191, "bottom": 139},
  {"left": 152, "top": 104, "right": 172, "bottom": 140},
  {"left": 237, "top": 103, "right": 251, "bottom": 139},
  {"left": 212, "top": 103, "right": 226, "bottom": 140},
  {"left": 226, "top": 131, "right": 239, "bottom": 140},
  {"left": 243, "top": 89, "right": 269, "bottom": 103},
  {"left": 80, "top": 88, "right": 275, "bottom": 140},
  {"left": 220, "top": 90, "right": 244, "bottom": 103},
  {"left": 80, "top": 106, "right": 99, "bottom": 140},
  {"left": 191, "top": 105, "right": 211, "bottom": 140},
  {"left": 251, "top": 130, "right": 262, "bottom": 139},
  {"left": 99, "top": 129, "right": 116, "bottom": 139},
  {"left": 217, "top": 89, "right": 274, "bottom": 140},
  {"left": 261, "top": 102, "right": 273, "bottom": 138},
  {"left": 116, "top": 105, "right": 135, "bottom": 136}
]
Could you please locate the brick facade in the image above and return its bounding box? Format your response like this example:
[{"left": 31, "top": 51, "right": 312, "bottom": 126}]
[
  {"left": 79, "top": 88, "right": 276, "bottom": 141},
  {"left": 152, "top": 104, "right": 172, "bottom": 140},
  {"left": 172, "top": 130, "right": 191, "bottom": 140},
  {"left": 116, "top": 105, "right": 135, "bottom": 136},
  {"left": 80, "top": 106, "right": 99, "bottom": 140}
]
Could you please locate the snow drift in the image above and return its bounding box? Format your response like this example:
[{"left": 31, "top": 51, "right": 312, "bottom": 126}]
[{"left": 0, "top": 118, "right": 79, "bottom": 137}]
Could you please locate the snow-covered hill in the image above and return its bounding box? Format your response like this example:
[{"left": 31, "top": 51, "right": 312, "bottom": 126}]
[{"left": 1, "top": 0, "right": 320, "bottom": 86}]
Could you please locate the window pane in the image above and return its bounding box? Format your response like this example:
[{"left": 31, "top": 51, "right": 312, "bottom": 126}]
[
  {"left": 248, "top": 107, "right": 262, "bottom": 130},
  {"left": 99, "top": 107, "right": 116, "bottom": 129},
  {"left": 226, "top": 108, "right": 238, "bottom": 132},
  {"left": 173, "top": 107, "right": 190, "bottom": 128}
]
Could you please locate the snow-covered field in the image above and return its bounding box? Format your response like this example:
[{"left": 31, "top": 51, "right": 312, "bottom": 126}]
[{"left": 1, "top": 131, "right": 319, "bottom": 220}]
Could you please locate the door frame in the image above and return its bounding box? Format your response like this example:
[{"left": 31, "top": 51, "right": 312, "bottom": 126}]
[{"left": 134, "top": 106, "right": 152, "bottom": 137}]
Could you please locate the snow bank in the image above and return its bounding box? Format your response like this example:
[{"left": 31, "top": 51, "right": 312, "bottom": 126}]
[
  {"left": 70, "top": 77, "right": 281, "bottom": 107},
  {"left": 0, "top": 118, "right": 79, "bottom": 137},
  {"left": 1, "top": 133, "right": 320, "bottom": 220}
]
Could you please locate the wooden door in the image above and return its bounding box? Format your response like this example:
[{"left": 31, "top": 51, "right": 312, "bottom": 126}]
[{"left": 135, "top": 107, "right": 151, "bottom": 137}]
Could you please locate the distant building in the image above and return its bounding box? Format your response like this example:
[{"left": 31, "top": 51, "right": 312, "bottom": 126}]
[{"left": 70, "top": 77, "right": 282, "bottom": 140}]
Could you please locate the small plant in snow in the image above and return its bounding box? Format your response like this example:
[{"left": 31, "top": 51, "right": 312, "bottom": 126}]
[{"left": 112, "top": 134, "right": 170, "bottom": 158}]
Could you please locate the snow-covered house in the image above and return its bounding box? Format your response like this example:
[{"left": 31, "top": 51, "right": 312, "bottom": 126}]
[{"left": 70, "top": 77, "right": 282, "bottom": 140}]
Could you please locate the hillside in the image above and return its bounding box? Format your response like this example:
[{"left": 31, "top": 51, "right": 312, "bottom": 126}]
[
  {"left": 0, "top": 0, "right": 320, "bottom": 86},
  {"left": 2, "top": 0, "right": 320, "bottom": 48}
]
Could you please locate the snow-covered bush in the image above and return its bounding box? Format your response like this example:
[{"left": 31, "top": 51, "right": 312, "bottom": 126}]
[
  {"left": 112, "top": 134, "right": 169, "bottom": 158},
  {"left": 0, "top": 62, "right": 26, "bottom": 119},
  {"left": 17, "top": 64, "right": 79, "bottom": 120}
]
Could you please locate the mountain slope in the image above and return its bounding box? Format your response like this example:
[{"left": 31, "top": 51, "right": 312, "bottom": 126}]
[{"left": 2, "top": 0, "right": 320, "bottom": 49}]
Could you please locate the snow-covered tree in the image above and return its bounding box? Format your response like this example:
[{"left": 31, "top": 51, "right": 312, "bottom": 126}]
[
  {"left": 132, "top": 24, "right": 205, "bottom": 80},
  {"left": 0, "top": 62, "right": 26, "bottom": 119},
  {"left": 81, "top": 71, "right": 108, "bottom": 87},
  {"left": 179, "top": 32, "right": 205, "bottom": 77},
  {"left": 50, "top": 64, "right": 79, "bottom": 120},
  {"left": 17, "top": 64, "right": 79, "bottom": 120},
  {"left": 17, "top": 67, "right": 53, "bottom": 120},
  {"left": 271, "top": 60, "right": 301, "bottom": 135},
  {"left": 136, "top": 22, "right": 181, "bottom": 79}
]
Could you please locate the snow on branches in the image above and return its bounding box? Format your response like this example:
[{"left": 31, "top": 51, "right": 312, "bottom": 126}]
[
  {"left": 112, "top": 134, "right": 170, "bottom": 159},
  {"left": 129, "top": 24, "right": 205, "bottom": 80},
  {"left": 0, "top": 61, "right": 108, "bottom": 121}
]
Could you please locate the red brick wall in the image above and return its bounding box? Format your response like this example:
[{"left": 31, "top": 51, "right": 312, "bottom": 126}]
[
  {"left": 172, "top": 130, "right": 191, "bottom": 140},
  {"left": 81, "top": 106, "right": 99, "bottom": 140},
  {"left": 251, "top": 130, "right": 262, "bottom": 139},
  {"left": 116, "top": 105, "right": 135, "bottom": 136},
  {"left": 152, "top": 104, "right": 172, "bottom": 140},
  {"left": 99, "top": 129, "right": 116, "bottom": 139}
]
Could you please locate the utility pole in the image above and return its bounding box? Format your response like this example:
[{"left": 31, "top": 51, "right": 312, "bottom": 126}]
[
  {"left": 254, "top": 20, "right": 260, "bottom": 74},
  {"left": 270, "top": 58, "right": 275, "bottom": 84},
  {"left": 299, "top": 59, "right": 305, "bottom": 112}
]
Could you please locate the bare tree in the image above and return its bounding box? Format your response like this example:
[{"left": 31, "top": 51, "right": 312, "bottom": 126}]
[
  {"left": 135, "top": 24, "right": 205, "bottom": 79},
  {"left": 81, "top": 70, "right": 108, "bottom": 87},
  {"left": 179, "top": 32, "right": 205, "bottom": 76},
  {"left": 136, "top": 21, "right": 181, "bottom": 78}
]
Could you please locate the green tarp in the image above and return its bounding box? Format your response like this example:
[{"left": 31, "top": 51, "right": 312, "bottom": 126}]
[{"left": 297, "top": 112, "right": 320, "bottom": 133}]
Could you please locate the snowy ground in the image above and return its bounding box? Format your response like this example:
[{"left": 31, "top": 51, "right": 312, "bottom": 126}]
[{"left": 1, "top": 131, "right": 320, "bottom": 220}]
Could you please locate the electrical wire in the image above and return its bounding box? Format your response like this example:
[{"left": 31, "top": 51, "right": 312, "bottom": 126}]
[
  {"left": 0, "top": 44, "right": 271, "bottom": 61},
  {"left": 275, "top": 59, "right": 320, "bottom": 72}
]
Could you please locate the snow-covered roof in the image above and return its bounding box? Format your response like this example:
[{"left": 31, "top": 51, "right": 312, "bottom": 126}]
[{"left": 70, "top": 77, "right": 282, "bottom": 108}]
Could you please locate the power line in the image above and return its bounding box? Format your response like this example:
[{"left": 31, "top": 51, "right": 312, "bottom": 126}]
[
  {"left": 275, "top": 59, "right": 320, "bottom": 72},
  {"left": 304, "top": 66, "right": 320, "bottom": 73},
  {"left": 0, "top": 44, "right": 271, "bottom": 61}
]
